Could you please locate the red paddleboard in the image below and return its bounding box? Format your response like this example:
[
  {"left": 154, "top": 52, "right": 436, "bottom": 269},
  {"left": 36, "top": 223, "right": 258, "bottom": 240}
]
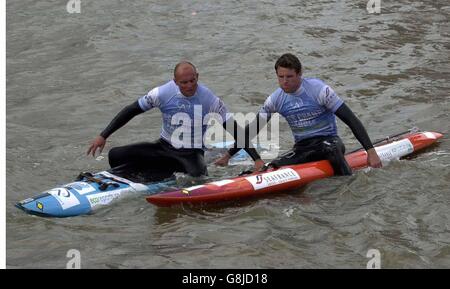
[{"left": 146, "top": 131, "right": 443, "bottom": 207}]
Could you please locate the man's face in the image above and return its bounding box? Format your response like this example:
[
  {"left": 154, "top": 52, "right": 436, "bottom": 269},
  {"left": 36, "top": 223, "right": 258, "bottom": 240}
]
[
  {"left": 276, "top": 67, "right": 301, "bottom": 93},
  {"left": 174, "top": 68, "right": 199, "bottom": 97}
]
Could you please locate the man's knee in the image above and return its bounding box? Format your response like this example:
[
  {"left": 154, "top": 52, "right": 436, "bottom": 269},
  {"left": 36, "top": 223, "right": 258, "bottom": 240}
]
[
  {"left": 188, "top": 169, "right": 207, "bottom": 177},
  {"left": 188, "top": 165, "right": 207, "bottom": 177},
  {"left": 269, "top": 151, "right": 298, "bottom": 168},
  {"left": 108, "top": 146, "right": 127, "bottom": 167},
  {"left": 321, "top": 137, "right": 343, "bottom": 154},
  {"left": 322, "top": 137, "right": 352, "bottom": 176}
]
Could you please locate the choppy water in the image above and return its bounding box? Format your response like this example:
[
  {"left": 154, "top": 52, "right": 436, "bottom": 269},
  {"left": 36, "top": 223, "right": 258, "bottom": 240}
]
[{"left": 6, "top": 0, "right": 450, "bottom": 268}]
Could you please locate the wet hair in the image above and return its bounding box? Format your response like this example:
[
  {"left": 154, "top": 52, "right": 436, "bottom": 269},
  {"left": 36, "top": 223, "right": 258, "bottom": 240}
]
[
  {"left": 274, "top": 53, "right": 302, "bottom": 74},
  {"left": 174, "top": 61, "right": 197, "bottom": 78}
]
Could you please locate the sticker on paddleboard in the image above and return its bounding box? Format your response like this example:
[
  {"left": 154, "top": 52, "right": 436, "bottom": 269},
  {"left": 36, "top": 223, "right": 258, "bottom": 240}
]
[
  {"left": 375, "top": 139, "right": 414, "bottom": 161},
  {"left": 87, "top": 191, "right": 123, "bottom": 208},
  {"left": 48, "top": 188, "right": 80, "bottom": 210},
  {"left": 245, "top": 168, "right": 300, "bottom": 190}
]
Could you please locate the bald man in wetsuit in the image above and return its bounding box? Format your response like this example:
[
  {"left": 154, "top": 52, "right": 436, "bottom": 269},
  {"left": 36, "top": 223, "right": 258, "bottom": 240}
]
[{"left": 88, "top": 62, "right": 265, "bottom": 181}]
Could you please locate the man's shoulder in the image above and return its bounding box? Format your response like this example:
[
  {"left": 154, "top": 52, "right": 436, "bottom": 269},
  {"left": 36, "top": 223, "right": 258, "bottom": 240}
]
[
  {"left": 150, "top": 80, "right": 178, "bottom": 102},
  {"left": 197, "top": 83, "right": 221, "bottom": 104},
  {"left": 302, "top": 77, "right": 331, "bottom": 96},
  {"left": 303, "top": 77, "right": 327, "bottom": 88},
  {"left": 157, "top": 80, "right": 177, "bottom": 92},
  {"left": 269, "top": 87, "right": 285, "bottom": 99},
  {"left": 197, "top": 83, "right": 216, "bottom": 96},
  {"left": 139, "top": 80, "right": 174, "bottom": 110},
  {"left": 264, "top": 88, "right": 285, "bottom": 109}
]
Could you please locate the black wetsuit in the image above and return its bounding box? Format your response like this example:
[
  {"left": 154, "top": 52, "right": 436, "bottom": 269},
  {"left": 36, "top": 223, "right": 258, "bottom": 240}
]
[
  {"left": 100, "top": 101, "right": 260, "bottom": 182},
  {"left": 230, "top": 103, "right": 374, "bottom": 176}
]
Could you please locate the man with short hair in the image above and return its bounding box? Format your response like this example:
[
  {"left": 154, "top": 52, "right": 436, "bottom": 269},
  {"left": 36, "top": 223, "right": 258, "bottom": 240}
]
[
  {"left": 88, "top": 61, "right": 264, "bottom": 181},
  {"left": 215, "top": 53, "right": 381, "bottom": 175}
]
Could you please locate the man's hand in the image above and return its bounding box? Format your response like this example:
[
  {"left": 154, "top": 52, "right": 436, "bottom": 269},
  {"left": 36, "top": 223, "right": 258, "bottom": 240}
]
[
  {"left": 367, "top": 148, "right": 382, "bottom": 168},
  {"left": 214, "top": 152, "right": 231, "bottom": 167},
  {"left": 254, "top": 159, "right": 265, "bottom": 171},
  {"left": 87, "top": 136, "right": 106, "bottom": 157}
]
